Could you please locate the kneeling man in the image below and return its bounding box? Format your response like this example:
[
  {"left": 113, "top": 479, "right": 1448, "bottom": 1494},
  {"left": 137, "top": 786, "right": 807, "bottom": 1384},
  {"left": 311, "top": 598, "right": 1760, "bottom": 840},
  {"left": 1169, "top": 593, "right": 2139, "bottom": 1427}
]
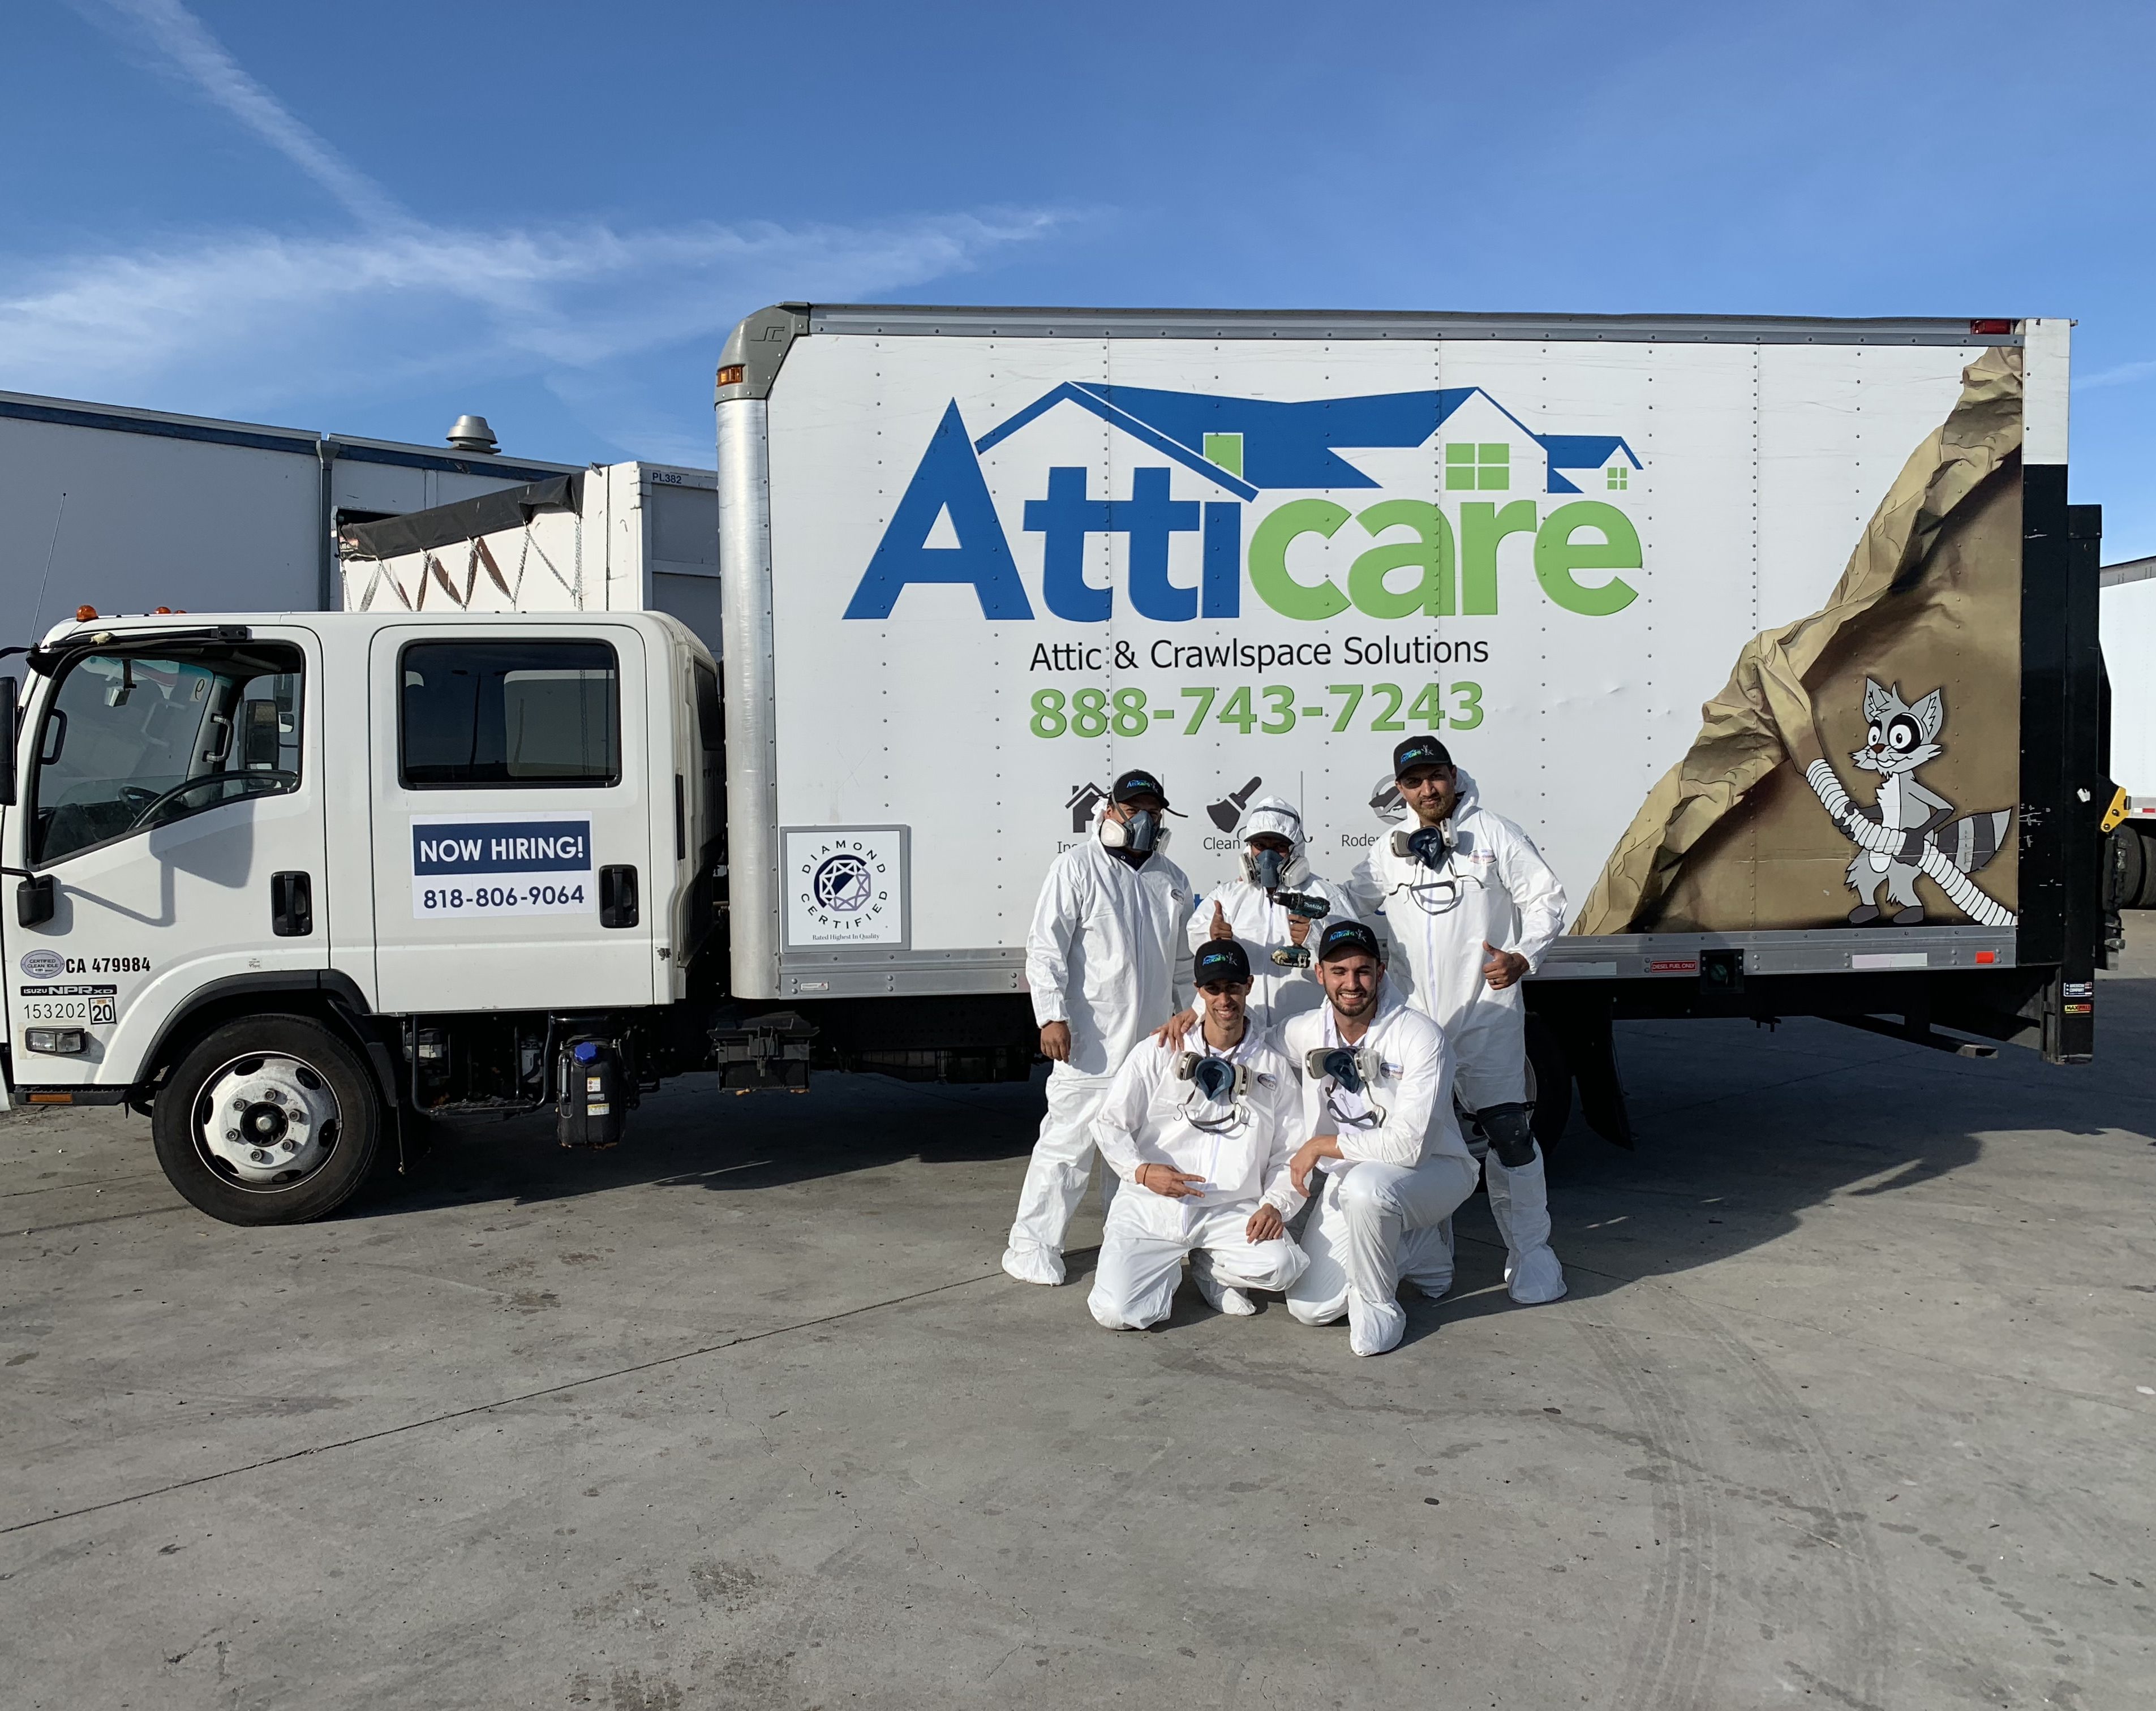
[
  {"left": 1089, "top": 939, "right": 1311, "bottom": 1331},
  {"left": 1282, "top": 921, "right": 1480, "bottom": 1357}
]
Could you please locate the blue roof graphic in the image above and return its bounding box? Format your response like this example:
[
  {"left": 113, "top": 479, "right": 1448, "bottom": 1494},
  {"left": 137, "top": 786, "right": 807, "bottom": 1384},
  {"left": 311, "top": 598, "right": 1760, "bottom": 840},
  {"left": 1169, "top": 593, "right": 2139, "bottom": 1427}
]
[{"left": 972, "top": 382, "right": 1642, "bottom": 497}]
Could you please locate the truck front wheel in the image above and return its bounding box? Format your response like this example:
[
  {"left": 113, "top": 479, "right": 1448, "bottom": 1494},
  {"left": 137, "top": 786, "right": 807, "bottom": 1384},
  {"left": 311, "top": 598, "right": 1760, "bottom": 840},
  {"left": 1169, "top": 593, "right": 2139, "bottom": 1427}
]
[{"left": 152, "top": 1014, "right": 385, "bottom": 1225}]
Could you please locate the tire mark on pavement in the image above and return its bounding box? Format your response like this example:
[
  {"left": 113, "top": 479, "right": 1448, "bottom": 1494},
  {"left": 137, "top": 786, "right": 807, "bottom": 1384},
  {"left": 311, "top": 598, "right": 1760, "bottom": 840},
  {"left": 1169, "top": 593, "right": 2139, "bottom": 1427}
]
[{"left": 1, "top": 1266, "right": 1006, "bottom": 1537}]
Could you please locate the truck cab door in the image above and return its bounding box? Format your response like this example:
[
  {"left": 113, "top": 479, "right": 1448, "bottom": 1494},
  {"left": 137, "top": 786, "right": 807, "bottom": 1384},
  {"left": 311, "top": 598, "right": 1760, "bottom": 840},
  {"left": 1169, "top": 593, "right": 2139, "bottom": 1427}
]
[
  {"left": 3, "top": 629, "right": 327, "bottom": 1090},
  {"left": 367, "top": 624, "right": 656, "bottom": 1014}
]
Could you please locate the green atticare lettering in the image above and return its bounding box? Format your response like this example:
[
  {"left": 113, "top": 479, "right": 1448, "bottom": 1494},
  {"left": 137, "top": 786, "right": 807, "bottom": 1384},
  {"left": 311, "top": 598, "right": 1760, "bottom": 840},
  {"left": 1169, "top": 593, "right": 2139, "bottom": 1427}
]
[
  {"left": 1534, "top": 501, "right": 1641, "bottom": 616},
  {"left": 1457, "top": 501, "right": 1537, "bottom": 616},
  {"left": 1248, "top": 499, "right": 1351, "bottom": 621},
  {"left": 1348, "top": 500, "right": 1454, "bottom": 618}
]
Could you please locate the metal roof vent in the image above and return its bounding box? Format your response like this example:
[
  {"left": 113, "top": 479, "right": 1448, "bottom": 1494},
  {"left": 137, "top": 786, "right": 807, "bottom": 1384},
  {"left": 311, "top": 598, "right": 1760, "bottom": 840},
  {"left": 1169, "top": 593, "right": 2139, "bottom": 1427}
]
[{"left": 446, "top": 414, "right": 499, "bottom": 454}]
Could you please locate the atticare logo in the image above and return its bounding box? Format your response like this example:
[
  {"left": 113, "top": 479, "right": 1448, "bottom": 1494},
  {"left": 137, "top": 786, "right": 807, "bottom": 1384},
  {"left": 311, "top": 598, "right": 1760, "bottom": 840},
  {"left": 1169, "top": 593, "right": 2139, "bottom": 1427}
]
[{"left": 844, "top": 383, "right": 1644, "bottom": 624}]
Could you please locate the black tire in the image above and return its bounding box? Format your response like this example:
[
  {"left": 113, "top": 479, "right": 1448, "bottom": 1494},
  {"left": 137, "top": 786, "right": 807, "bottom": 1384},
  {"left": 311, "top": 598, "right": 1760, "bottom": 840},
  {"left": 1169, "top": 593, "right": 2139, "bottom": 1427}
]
[
  {"left": 1525, "top": 1012, "right": 1573, "bottom": 1158},
  {"left": 152, "top": 1013, "right": 385, "bottom": 1226},
  {"left": 2107, "top": 826, "right": 2146, "bottom": 912},
  {"left": 2135, "top": 826, "right": 2156, "bottom": 910}
]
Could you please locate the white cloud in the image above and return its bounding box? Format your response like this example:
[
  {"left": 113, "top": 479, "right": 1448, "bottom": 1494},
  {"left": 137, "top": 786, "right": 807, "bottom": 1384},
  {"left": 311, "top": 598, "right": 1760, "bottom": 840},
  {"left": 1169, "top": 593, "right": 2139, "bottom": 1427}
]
[
  {"left": 2076, "top": 358, "right": 2156, "bottom": 392},
  {"left": 0, "top": 211, "right": 1064, "bottom": 418},
  {"left": 30, "top": 0, "right": 1070, "bottom": 451}
]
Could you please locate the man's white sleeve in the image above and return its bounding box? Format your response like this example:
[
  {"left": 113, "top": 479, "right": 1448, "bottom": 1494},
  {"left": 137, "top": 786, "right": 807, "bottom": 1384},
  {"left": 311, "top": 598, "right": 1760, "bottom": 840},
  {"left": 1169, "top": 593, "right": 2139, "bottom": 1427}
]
[
  {"left": 1335, "top": 1017, "right": 1442, "bottom": 1168},
  {"left": 1024, "top": 856, "right": 1081, "bottom": 1028},
  {"left": 1497, "top": 821, "right": 1568, "bottom": 972},
  {"left": 1091, "top": 1045, "right": 1161, "bottom": 1184},
  {"left": 1258, "top": 1060, "right": 1311, "bottom": 1215},
  {"left": 1319, "top": 874, "right": 1364, "bottom": 927}
]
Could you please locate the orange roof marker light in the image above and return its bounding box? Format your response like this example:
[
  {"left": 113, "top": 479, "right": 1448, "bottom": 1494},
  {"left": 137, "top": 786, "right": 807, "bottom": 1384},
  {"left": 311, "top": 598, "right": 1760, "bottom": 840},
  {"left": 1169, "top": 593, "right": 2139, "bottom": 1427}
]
[{"left": 75, "top": 605, "right": 98, "bottom": 622}]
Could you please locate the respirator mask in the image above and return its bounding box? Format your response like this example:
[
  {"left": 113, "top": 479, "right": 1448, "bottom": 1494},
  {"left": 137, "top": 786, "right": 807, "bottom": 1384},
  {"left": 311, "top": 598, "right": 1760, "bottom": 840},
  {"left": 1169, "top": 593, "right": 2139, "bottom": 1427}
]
[
  {"left": 1305, "top": 1044, "right": 1385, "bottom": 1129},
  {"left": 1389, "top": 822, "right": 1478, "bottom": 915},
  {"left": 1175, "top": 1051, "right": 1250, "bottom": 1132},
  {"left": 1245, "top": 846, "right": 1290, "bottom": 890},
  {"left": 1100, "top": 808, "right": 1160, "bottom": 854},
  {"left": 1393, "top": 824, "right": 1454, "bottom": 870}
]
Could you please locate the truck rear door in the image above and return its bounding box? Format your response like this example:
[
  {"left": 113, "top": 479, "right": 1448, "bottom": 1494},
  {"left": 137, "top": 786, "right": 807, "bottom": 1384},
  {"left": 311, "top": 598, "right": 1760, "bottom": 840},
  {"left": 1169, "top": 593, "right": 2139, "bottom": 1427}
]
[
  {"left": 366, "top": 623, "right": 657, "bottom": 1013},
  {"left": 4, "top": 627, "right": 327, "bottom": 1090}
]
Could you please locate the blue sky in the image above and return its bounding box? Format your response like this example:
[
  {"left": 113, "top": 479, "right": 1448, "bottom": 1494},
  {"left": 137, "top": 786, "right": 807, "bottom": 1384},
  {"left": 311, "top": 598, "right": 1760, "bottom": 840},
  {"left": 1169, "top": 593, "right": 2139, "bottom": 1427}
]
[{"left": 7, "top": 0, "right": 2156, "bottom": 554}]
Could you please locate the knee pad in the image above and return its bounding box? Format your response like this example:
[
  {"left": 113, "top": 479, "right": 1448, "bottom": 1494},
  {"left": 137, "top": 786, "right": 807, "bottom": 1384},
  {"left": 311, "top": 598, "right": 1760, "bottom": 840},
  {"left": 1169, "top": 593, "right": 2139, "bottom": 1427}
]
[{"left": 1475, "top": 1102, "right": 1538, "bottom": 1170}]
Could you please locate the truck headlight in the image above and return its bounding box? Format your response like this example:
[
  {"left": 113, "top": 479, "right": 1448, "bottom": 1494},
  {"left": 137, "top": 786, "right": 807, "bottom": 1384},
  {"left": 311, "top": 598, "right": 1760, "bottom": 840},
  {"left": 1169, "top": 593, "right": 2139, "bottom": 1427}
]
[{"left": 25, "top": 1028, "right": 88, "bottom": 1056}]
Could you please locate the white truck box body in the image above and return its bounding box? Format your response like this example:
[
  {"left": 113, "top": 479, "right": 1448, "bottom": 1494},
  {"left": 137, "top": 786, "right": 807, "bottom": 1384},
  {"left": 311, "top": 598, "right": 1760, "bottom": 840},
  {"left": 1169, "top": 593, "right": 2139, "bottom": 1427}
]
[
  {"left": 719, "top": 307, "right": 2067, "bottom": 1003},
  {"left": 2102, "top": 562, "right": 2156, "bottom": 819},
  {"left": 338, "top": 463, "right": 722, "bottom": 657}
]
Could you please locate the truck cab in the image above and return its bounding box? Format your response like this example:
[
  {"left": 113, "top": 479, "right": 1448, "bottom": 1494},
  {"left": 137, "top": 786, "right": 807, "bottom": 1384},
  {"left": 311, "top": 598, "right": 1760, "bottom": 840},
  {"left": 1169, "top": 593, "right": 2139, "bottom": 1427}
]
[{"left": 1, "top": 609, "right": 723, "bottom": 1221}]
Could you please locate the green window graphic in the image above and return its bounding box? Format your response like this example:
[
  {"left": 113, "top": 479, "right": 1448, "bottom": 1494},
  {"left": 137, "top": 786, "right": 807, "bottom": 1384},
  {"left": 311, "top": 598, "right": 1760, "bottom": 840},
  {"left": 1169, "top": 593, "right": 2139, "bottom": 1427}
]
[
  {"left": 1203, "top": 432, "right": 1244, "bottom": 479},
  {"left": 1606, "top": 466, "right": 1630, "bottom": 491},
  {"left": 1445, "top": 442, "right": 1509, "bottom": 492}
]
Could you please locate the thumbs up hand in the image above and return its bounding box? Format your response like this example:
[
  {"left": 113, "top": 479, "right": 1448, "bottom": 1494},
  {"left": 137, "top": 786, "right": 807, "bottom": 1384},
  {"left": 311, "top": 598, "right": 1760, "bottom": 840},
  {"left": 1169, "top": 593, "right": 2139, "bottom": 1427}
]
[
  {"left": 1482, "top": 942, "right": 1530, "bottom": 991},
  {"left": 1209, "top": 901, "right": 1234, "bottom": 942}
]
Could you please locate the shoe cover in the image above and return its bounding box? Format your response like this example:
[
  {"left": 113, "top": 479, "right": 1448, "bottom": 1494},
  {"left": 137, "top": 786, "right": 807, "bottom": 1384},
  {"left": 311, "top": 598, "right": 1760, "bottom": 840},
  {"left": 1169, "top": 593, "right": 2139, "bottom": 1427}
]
[
  {"left": 1190, "top": 1253, "right": 1257, "bottom": 1317},
  {"left": 1346, "top": 1292, "right": 1406, "bottom": 1357},
  {"left": 1001, "top": 1244, "right": 1066, "bottom": 1287},
  {"left": 1503, "top": 1245, "right": 1567, "bottom": 1304},
  {"left": 1485, "top": 1150, "right": 1566, "bottom": 1304}
]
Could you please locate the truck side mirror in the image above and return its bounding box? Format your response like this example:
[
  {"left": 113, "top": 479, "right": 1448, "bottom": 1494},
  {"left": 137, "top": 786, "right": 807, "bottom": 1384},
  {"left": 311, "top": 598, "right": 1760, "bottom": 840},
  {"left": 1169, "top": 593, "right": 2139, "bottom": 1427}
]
[{"left": 0, "top": 677, "right": 16, "bottom": 807}]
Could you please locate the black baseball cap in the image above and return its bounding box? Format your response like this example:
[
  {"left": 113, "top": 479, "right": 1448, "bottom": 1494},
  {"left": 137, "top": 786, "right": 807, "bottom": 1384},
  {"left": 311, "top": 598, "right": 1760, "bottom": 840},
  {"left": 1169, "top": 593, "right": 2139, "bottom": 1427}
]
[
  {"left": 1193, "top": 939, "right": 1252, "bottom": 987},
  {"left": 1316, "top": 919, "right": 1382, "bottom": 964},
  {"left": 1393, "top": 736, "right": 1453, "bottom": 778},
  {"left": 1111, "top": 769, "right": 1169, "bottom": 806}
]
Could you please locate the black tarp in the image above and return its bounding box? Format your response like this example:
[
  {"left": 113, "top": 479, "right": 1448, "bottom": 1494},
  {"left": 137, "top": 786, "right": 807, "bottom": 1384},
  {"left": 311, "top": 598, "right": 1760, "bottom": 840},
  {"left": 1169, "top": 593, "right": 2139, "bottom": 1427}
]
[{"left": 338, "top": 475, "right": 581, "bottom": 561}]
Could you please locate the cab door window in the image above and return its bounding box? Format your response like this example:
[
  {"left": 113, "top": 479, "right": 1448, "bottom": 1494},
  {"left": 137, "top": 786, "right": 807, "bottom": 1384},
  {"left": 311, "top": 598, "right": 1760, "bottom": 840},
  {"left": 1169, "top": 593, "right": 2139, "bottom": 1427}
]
[
  {"left": 400, "top": 640, "right": 620, "bottom": 788},
  {"left": 31, "top": 647, "right": 304, "bottom": 865}
]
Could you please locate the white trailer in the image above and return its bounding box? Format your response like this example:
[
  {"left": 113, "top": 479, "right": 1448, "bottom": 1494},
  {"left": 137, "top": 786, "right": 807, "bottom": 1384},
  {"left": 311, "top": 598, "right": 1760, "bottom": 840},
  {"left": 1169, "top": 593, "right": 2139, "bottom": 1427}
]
[
  {"left": 0, "top": 389, "right": 582, "bottom": 650},
  {"left": 2099, "top": 554, "right": 2156, "bottom": 906},
  {"left": 335, "top": 462, "right": 723, "bottom": 659}
]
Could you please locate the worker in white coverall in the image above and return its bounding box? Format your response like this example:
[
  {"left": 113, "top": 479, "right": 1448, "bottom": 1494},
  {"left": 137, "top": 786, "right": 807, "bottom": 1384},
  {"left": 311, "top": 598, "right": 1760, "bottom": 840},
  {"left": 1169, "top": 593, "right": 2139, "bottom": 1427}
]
[
  {"left": 1003, "top": 768, "right": 1195, "bottom": 1287},
  {"left": 1088, "top": 938, "right": 1310, "bottom": 1330},
  {"left": 1279, "top": 919, "right": 1480, "bottom": 1357},
  {"left": 1351, "top": 736, "right": 1568, "bottom": 1305},
  {"left": 1185, "top": 796, "right": 1362, "bottom": 1033}
]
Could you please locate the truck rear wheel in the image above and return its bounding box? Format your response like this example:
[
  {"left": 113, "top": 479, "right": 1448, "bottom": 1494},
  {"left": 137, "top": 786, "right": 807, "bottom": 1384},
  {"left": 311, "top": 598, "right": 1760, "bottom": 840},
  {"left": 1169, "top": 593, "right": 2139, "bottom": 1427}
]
[{"left": 152, "top": 1014, "right": 385, "bottom": 1225}]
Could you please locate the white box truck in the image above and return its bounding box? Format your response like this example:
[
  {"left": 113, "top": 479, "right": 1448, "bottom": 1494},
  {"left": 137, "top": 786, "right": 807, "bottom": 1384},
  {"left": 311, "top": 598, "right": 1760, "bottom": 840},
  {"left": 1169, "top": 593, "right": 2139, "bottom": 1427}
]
[
  {"left": 0, "top": 306, "right": 2114, "bottom": 1224},
  {"left": 2099, "top": 555, "right": 2156, "bottom": 908}
]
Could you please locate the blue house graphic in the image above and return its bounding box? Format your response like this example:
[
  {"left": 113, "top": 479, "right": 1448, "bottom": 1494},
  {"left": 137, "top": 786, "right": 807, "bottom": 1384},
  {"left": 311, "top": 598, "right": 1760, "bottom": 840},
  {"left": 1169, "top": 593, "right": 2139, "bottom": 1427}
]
[{"left": 972, "top": 382, "right": 1642, "bottom": 497}]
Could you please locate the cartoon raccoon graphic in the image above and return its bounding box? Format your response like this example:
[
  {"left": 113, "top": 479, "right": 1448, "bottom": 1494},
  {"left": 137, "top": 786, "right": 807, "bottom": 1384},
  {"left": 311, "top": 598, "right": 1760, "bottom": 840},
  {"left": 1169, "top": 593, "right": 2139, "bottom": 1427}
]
[{"left": 1819, "top": 678, "right": 2012, "bottom": 926}]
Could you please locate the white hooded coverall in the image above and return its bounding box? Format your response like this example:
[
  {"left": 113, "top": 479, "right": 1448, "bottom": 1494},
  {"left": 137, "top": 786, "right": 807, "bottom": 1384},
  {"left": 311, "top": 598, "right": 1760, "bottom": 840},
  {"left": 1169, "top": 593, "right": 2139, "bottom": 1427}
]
[
  {"left": 1087, "top": 1029, "right": 1309, "bottom": 1330},
  {"left": 1187, "top": 797, "right": 1363, "bottom": 1034},
  {"left": 1279, "top": 992, "right": 1480, "bottom": 1357},
  {"left": 1351, "top": 766, "right": 1569, "bottom": 1304},
  {"left": 1004, "top": 832, "right": 1195, "bottom": 1284}
]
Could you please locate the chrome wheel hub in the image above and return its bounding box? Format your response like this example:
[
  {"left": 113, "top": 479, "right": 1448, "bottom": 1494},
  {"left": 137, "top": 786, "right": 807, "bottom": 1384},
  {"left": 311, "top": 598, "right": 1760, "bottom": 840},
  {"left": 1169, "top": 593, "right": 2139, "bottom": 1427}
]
[{"left": 197, "top": 1053, "right": 340, "bottom": 1187}]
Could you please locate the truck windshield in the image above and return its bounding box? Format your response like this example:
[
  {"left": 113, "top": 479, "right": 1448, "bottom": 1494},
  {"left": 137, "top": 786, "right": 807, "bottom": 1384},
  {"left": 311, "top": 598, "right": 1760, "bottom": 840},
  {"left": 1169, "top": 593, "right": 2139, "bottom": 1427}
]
[{"left": 31, "top": 646, "right": 304, "bottom": 865}]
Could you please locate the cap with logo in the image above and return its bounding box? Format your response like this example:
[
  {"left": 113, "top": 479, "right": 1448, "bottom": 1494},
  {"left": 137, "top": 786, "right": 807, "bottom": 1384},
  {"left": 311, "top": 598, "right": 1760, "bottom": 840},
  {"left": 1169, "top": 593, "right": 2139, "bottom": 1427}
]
[
  {"left": 1393, "top": 736, "right": 1453, "bottom": 779},
  {"left": 1110, "top": 769, "right": 1169, "bottom": 806},
  {"left": 1193, "top": 938, "right": 1252, "bottom": 987},
  {"left": 1316, "top": 919, "right": 1382, "bottom": 964}
]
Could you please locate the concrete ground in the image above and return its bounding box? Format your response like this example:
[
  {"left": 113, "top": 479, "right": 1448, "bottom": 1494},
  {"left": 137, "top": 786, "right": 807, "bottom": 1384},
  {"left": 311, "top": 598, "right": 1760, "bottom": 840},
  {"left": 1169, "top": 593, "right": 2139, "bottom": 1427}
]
[{"left": 3, "top": 935, "right": 2153, "bottom": 1710}]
